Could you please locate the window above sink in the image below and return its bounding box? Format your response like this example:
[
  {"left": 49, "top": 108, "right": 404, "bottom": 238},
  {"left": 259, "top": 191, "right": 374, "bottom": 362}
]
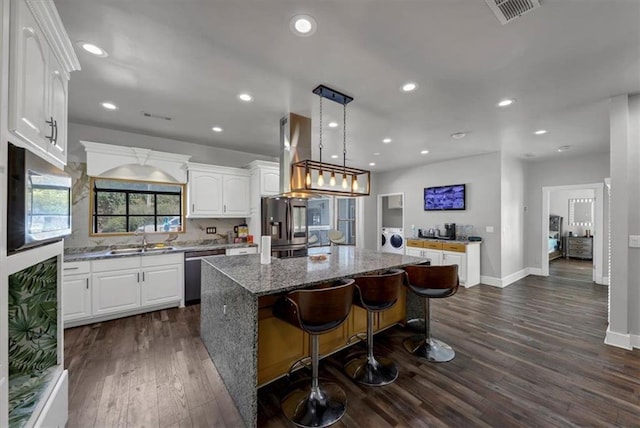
[{"left": 90, "top": 177, "right": 185, "bottom": 236}]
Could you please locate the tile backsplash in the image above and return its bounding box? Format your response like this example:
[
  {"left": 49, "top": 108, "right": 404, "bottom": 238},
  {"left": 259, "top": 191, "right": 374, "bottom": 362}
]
[{"left": 64, "top": 162, "right": 246, "bottom": 249}]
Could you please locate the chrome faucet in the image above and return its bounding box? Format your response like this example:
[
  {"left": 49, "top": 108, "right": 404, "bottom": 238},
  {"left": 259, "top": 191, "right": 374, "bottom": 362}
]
[{"left": 134, "top": 230, "right": 148, "bottom": 249}]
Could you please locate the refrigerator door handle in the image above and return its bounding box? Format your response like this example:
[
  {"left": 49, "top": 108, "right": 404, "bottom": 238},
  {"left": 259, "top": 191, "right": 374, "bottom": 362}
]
[{"left": 286, "top": 201, "right": 292, "bottom": 241}]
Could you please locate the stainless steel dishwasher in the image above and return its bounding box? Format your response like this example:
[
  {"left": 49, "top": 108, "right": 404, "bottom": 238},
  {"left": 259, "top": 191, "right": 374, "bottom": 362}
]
[{"left": 184, "top": 249, "right": 226, "bottom": 305}]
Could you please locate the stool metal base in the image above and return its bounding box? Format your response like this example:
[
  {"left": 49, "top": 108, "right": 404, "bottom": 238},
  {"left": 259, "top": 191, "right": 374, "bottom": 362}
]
[
  {"left": 344, "top": 355, "right": 398, "bottom": 386},
  {"left": 403, "top": 335, "right": 455, "bottom": 362},
  {"left": 281, "top": 380, "right": 347, "bottom": 428}
]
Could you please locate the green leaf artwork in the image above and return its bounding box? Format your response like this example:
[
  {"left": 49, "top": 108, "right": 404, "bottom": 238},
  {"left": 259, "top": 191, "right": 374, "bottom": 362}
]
[{"left": 8, "top": 257, "right": 59, "bottom": 428}]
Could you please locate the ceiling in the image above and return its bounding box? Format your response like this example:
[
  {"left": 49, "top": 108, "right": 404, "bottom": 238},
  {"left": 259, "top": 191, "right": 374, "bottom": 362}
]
[{"left": 55, "top": 0, "right": 640, "bottom": 172}]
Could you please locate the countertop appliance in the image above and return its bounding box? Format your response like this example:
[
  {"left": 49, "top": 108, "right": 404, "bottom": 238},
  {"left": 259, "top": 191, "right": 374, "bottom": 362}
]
[
  {"left": 262, "top": 196, "right": 308, "bottom": 258},
  {"left": 184, "top": 248, "right": 226, "bottom": 304},
  {"left": 7, "top": 143, "right": 72, "bottom": 254},
  {"left": 437, "top": 223, "right": 456, "bottom": 240}
]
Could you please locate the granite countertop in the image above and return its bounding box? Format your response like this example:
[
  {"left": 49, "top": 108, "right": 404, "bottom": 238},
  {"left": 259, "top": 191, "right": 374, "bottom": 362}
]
[
  {"left": 201, "top": 246, "right": 428, "bottom": 297},
  {"left": 407, "top": 237, "right": 482, "bottom": 244},
  {"left": 64, "top": 242, "right": 258, "bottom": 262}
]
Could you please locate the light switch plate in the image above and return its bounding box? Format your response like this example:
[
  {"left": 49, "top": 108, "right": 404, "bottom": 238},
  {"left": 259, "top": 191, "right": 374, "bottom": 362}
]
[
  {"left": 486, "top": 226, "right": 494, "bottom": 233},
  {"left": 630, "top": 235, "right": 640, "bottom": 248}
]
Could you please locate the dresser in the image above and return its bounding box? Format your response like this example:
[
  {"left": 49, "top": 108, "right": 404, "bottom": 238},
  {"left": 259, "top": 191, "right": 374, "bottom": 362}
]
[{"left": 565, "top": 236, "right": 593, "bottom": 260}]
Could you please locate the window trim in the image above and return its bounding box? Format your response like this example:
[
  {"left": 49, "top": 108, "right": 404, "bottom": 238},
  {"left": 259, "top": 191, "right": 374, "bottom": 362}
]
[{"left": 89, "top": 177, "right": 186, "bottom": 236}]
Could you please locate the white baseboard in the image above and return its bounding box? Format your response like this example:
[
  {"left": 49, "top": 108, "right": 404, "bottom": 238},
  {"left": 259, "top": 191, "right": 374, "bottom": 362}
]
[
  {"left": 600, "top": 276, "right": 609, "bottom": 286},
  {"left": 604, "top": 326, "right": 633, "bottom": 350},
  {"left": 631, "top": 334, "right": 640, "bottom": 349},
  {"left": 480, "top": 275, "right": 502, "bottom": 287},
  {"left": 528, "top": 267, "right": 543, "bottom": 276},
  {"left": 480, "top": 268, "right": 531, "bottom": 288}
]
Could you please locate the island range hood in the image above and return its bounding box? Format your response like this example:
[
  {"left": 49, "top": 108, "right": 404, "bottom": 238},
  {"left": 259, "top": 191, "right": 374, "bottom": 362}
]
[{"left": 278, "top": 85, "right": 370, "bottom": 198}]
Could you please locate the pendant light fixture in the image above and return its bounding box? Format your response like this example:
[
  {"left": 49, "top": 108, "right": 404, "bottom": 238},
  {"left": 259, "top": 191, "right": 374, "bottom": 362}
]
[{"left": 289, "top": 85, "right": 370, "bottom": 197}]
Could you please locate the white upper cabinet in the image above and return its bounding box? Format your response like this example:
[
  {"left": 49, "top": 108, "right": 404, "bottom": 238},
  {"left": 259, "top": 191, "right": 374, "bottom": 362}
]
[
  {"left": 8, "top": 0, "right": 80, "bottom": 167},
  {"left": 47, "top": 52, "right": 69, "bottom": 164},
  {"left": 189, "top": 170, "right": 224, "bottom": 216},
  {"left": 223, "top": 174, "right": 251, "bottom": 215},
  {"left": 187, "top": 163, "right": 250, "bottom": 218},
  {"left": 9, "top": 0, "right": 49, "bottom": 152}
]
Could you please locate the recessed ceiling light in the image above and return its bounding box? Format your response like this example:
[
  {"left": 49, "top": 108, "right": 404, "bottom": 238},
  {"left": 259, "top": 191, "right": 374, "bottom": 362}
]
[
  {"left": 420, "top": 150, "right": 430, "bottom": 155},
  {"left": 101, "top": 101, "right": 118, "bottom": 111},
  {"left": 238, "top": 93, "right": 253, "bottom": 102},
  {"left": 451, "top": 132, "right": 467, "bottom": 139},
  {"left": 534, "top": 129, "right": 548, "bottom": 135},
  {"left": 382, "top": 138, "right": 392, "bottom": 144},
  {"left": 497, "top": 98, "right": 516, "bottom": 107},
  {"left": 331, "top": 154, "right": 339, "bottom": 159},
  {"left": 212, "top": 126, "right": 223, "bottom": 133},
  {"left": 557, "top": 145, "right": 571, "bottom": 152},
  {"left": 373, "top": 152, "right": 380, "bottom": 156},
  {"left": 328, "top": 121, "right": 338, "bottom": 128},
  {"left": 401, "top": 82, "right": 418, "bottom": 92},
  {"left": 290, "top": 15, "right": 317, "bottom": 37},
  {"left": 369, "top": 162, "right": 376, "bottom": 166},
  {"left": 80, "top": 42, "right": 108, "bottom": 57}
]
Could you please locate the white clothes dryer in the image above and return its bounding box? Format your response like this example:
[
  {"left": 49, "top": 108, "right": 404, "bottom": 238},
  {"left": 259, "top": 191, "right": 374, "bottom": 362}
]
[{"left": 381, "top": 227, "right": 404, "bottom": 254}]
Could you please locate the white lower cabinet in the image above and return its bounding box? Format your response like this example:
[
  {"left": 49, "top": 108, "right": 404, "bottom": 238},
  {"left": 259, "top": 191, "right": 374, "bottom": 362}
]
[
  {"left": 141, "top": 264, "right": 182, "bottom": 306},
  {"left": 63, "top": 253, "right": 183, "bottom": 326},
  {"left": 405, "top": 241, "right": 480, "bottom": 287},
  {"left": 92, "top": 269, "right": 141, "bottom": 316},
  {"left": 62, "top": 261, "right": 91, "bottom": 322}
]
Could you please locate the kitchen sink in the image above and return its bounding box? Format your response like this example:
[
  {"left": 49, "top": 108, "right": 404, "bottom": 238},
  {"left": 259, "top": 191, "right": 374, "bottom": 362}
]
[
  {"left": 108, "top": 248, "right": 143, "bottom": 255},
  {"left": 144, "top": 246, "right": 174, "bottom": 252}
]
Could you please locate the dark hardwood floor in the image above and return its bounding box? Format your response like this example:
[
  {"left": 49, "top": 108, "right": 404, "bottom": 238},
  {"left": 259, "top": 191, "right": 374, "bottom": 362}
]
[
  {"left": 549, "top": 257, "right": 594, "bottom": 283},
  {"left": 65, "top": 275, "right": 639, "bottom": 427}
]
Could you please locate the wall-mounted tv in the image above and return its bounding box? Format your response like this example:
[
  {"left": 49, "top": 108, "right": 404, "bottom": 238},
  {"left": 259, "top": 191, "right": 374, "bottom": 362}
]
[{"left": 424, "top": 184, "right": 466, "bottom": 211}]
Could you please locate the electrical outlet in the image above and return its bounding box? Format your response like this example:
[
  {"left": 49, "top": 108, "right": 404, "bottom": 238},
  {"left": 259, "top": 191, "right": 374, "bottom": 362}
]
[
  {"left": 206, "top": 227, "right": 216, "bottom": 234},
  {"left": 486, "top": 226, "right": 494, "bottom": 233},
  {"left": 630, "top": 235, "right": 640, "bottom": 248}
]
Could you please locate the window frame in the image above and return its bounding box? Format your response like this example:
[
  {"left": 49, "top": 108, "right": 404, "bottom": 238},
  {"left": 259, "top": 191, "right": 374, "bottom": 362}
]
[{"left": 89, "top": 177, "right": 186, "bottom": 236}]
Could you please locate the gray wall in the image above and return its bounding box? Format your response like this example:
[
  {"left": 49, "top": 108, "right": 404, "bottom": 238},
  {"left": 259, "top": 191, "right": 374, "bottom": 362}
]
[
  {"left": 68, "top": 122, "right": 277, "bottom": 166},
  {"left": 367, "top": 152, "right": 502, "bottom": 279},
  {"left": 523, "top": 152, "right": 610, "bottom": 270},
  {"left": 500, "top": 154, "right": 525, "bottom": 278},
  {"left": 609, "top": 94, "right": 640, "bottom": 339},
  {"left": 381, "top": 195, "right": 403, "bottom": 228}
]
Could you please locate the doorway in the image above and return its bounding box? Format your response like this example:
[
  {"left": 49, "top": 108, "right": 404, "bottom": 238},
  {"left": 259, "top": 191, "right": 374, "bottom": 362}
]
[{"left": 541, "top": 183, "right": 605, "bottom": 284}]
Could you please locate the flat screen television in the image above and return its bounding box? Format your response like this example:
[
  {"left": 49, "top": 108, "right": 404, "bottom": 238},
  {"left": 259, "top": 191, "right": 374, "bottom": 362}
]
[{"left": 424, "top": 184, "right": 466, "bottom": 211}]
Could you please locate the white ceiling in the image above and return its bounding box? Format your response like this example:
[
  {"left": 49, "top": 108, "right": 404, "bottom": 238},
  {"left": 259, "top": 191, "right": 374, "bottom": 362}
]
[{"left": 55, "top": 0, "right": 640, "bottom": 172}]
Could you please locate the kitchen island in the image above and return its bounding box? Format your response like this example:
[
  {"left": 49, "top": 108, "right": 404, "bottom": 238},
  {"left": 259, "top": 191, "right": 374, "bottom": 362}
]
[{"left": 200, "top": 246, "right": 427, "bottom": 427}]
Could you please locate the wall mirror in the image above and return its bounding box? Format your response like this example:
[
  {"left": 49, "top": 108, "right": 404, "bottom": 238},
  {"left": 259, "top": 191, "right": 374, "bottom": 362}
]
[{"left": 568, "top": 198, "right": 593, "bottom": 226}]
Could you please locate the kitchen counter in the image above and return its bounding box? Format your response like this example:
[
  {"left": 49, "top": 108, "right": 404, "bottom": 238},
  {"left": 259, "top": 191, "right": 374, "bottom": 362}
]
[
  {"left": 63, "top": 242, "right": 257, "bottom": 262},
  {"left": 407, "top": 237, "right": 481, "bottom": 244},
  {"left": 199, "top": 246, "right": 427, "bottom": 427}
]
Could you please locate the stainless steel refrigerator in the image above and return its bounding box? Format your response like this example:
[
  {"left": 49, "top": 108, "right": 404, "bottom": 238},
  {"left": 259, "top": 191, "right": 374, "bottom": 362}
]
[{"left": 261, "top": 197, "right": 308, "bottom": 258}]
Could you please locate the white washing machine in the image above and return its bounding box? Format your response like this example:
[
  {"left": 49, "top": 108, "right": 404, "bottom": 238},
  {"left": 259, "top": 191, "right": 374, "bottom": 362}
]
[{"left": 381, "top": 227, "right": 404, "bottom": 254}]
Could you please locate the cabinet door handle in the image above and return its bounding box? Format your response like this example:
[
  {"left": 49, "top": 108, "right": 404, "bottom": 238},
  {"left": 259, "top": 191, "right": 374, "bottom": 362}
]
[
  {"left": 52, "top": 119, "right": 58, "bottom": 145},
  {"left": 45, "top": 116, "right": 54, "bottom": 142},
  {"left": 142, "top": 272, "right": 145, "bottom": 282},
  {"left": 137, "top": 272, "right": 140, "bottom": 282},
  {"left": 192, "top": 204, "right": 195, "bottom": 212},
  {"left": 224, "top": 204, "right": 226, "bottom": 212},
  {"left": 86, "top": 278, "right": 89, "bottom": 289}
]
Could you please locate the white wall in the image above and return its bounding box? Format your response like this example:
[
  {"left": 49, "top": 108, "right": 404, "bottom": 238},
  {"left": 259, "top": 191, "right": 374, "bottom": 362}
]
[
  {"left": 524, "top": 152, "right": 610, "bottom": 270},
  {"left": 68, "top": 122, "right": 277, "bottom": 166},
  {"left": 607, "top": 93, "right": 640, "bottom": 348},
  {"left": 549, "top": 188, "right": 595, "bottom": 237},
  {"left": 368, "top": 152, "right": 502, "bottom": 279},
  {"left": 500, "top": 154, "right": 525, "bottom": 279}
]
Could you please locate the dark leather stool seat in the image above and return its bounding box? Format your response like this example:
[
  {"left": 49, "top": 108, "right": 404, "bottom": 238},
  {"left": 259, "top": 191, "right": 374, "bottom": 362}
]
[
  {"left": 273, "top": 278, "right": 354, "bottom": 428},
  {"left": 344, "top": 269, "right": 404, "bottom": 386},
  {"left": 403, "top": 264, "right": 459, "bottom": 362}
]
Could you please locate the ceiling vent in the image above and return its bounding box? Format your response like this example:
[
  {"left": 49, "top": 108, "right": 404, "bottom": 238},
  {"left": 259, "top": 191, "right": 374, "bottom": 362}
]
[
  {"left": 485, "top": 0, "right": 541, "bottom": 24},
  {"left": 142, "top": 111, "right": 172, "bottom": 121}
]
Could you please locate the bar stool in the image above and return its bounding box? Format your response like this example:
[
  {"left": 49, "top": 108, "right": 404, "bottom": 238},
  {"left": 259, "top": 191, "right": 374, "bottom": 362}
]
[
  {"left": 344, "top": 269, "right": 404, "bottom": 386},
  {"left": 403, "top": 264, "right": 459, "bottom": 362},
  {"left": 273, "top": 278, "right": 355, "bottom": 428}
]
